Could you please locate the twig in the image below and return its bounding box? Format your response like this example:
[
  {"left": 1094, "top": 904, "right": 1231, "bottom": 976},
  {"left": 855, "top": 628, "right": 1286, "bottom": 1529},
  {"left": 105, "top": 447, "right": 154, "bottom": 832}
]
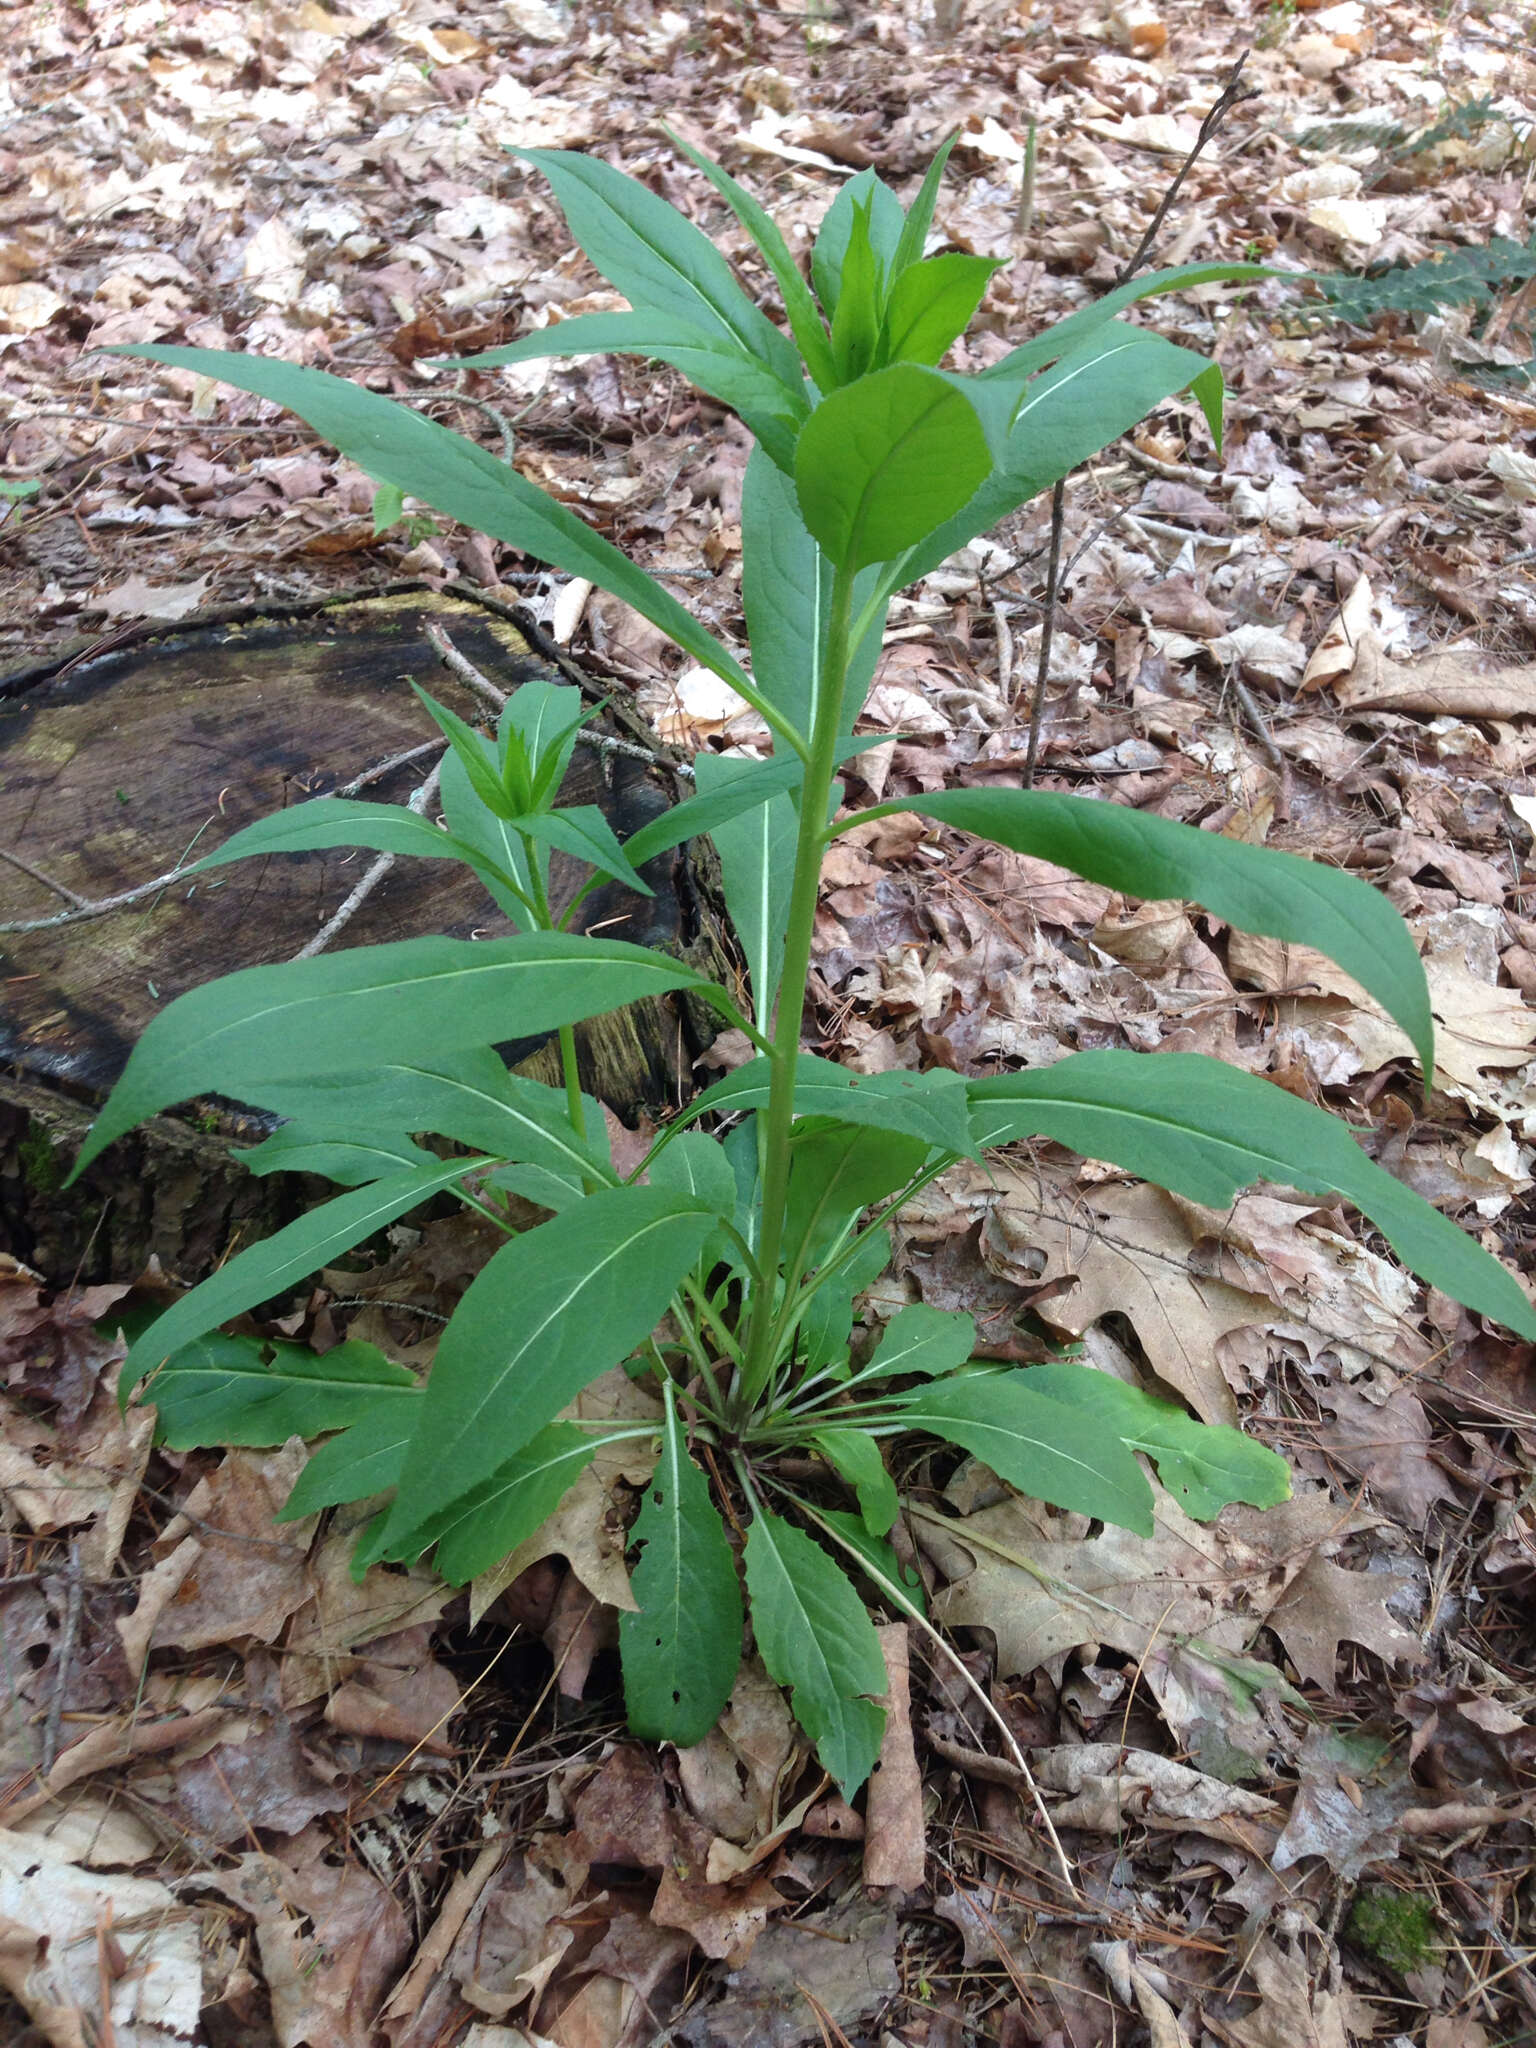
[
  {"left": 291, "top": 755, "right": 445, "bottom": 960},
  {"left": 423, "top": 619, "right": 694, "bottom": 779},
  {"left": 1020, "top": 479, "right": 1066, "bottom": 785},
  {"left": 1117, "top": 54, "right": 1256, "bottom": 283},
  {"left": 1015, "top": 51, "right": 1254, "bottom": 785},
  {"left": 992, "top": 602, "right": 1014, "bottom": 706},
  {"left": 0, "top": 847, "right": 88, "bottom": 909},
  {"left": 1230, "top": 672, "right": 1292, "bottom": 823},
  {"left": 41, "top": 1543, "right": 84, "bottom": 1777}
]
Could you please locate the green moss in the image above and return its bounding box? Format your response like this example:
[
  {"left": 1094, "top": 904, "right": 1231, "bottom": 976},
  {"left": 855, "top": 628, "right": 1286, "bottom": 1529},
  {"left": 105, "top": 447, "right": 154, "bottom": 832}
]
[
  {"left": 18, "top": 1121, "right": 64, "bottom": 1194},
  {"left": 1346, "top": 1887, "right": 1438, "bottom": 1975}
]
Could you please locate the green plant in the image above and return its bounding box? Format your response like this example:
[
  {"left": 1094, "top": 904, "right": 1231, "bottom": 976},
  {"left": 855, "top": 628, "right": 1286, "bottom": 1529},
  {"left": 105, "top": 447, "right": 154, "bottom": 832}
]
[
  {"left": 1346, "top": 1886, "right": 1439, "bottom": 1976},
  {"left": 77, "top": 139, "right": 1536, "bottom": 1793},
  {"left": 1314, "top": 232, "right": 1536, "bottom": 325}
]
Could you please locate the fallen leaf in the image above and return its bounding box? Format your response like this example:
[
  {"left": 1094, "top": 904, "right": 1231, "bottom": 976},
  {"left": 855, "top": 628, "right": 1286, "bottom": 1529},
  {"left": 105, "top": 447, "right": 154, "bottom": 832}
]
[
  {"left": 1334, "top": 632, "right": 1536, "bottom": 719},
  {"left": 1030, "top": 1743, "right": 1283, "bottom": 1849},
  {"left": 94, "top": 573, "right": 210, "bottom": 621},
  {"left": 862, "top": 1623, "right": 925, "bottom": 1889}
]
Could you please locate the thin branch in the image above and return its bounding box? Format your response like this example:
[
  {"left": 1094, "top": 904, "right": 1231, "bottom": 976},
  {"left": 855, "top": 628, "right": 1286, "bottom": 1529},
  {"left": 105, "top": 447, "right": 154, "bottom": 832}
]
[
  {"left": 0, "top": 847, "right": 87, "bottom": 909},
  {"left": 423, "top": 619, "right": 694, "bottom": 779},
  {"left": 291, "top": 755, "right": 445, "bottom": 960},
  {"left": 1014, "top": 50, "right": 1254, "bottom": 787}
]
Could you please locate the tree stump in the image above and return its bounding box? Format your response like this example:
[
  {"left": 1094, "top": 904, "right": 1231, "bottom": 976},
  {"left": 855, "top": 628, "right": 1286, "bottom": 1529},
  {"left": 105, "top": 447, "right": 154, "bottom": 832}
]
[{"left": 0, "top": 584, "right": 733, "bottom": 1282}]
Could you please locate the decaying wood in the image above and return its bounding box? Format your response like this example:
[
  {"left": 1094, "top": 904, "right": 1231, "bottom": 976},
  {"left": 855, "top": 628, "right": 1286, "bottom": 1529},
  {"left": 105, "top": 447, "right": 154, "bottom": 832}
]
[{"left": 0, "top": 584, "right": 734, "bottom": 1280}]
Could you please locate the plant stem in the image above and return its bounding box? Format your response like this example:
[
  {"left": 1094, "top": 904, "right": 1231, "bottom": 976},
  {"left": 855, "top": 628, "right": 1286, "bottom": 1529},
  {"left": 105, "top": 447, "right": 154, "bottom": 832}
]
[{"left": 737, "top": 559, "right": 858, "bottom": 1412}]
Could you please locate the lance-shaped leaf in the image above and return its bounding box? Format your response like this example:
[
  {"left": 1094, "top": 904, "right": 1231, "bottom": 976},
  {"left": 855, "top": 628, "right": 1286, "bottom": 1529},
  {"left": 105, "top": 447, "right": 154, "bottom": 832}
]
[
  {"left": 516, "top": 804, "right": 649, "bottom": 892},
  {"left": 120, "top": 1154, "right": 494, "bottom": 1398},
  {"left": 977, "top": 260, "right": 1270, "bottom": 387},
  {"left": 890, "top": 131, "right": 961, "bottom": 277},
  {"left": 741, "top": 450, "right": 889, "bottom": 742},
  {"left": 876, "top": 1372, "right": 1154, "bottom": 1535},
  {"left": 692, "top": 754, "right": 796, "bottom": 1029},
  {"left": 784, "top": 1123, "right": 930, "bottom": 1279},
  {"left": 800, "top": 1504, "right": 928, "bottom": 1618},
  {"left": 376, "top": 1185, "right": 715, "bottom": 1558},
  {"left": 184, "top": 797, "right": 516, "bottom": 898},
  {"left": 245, "top": 1049, "right": 613, "bottom": 1189},
  {"left": 744, "top": 1508, "right": 888, "bottom": 1797},
  {"left": 644, "top": 1131, "right": 738, "bottom": 1221},
  {"left": 854, "top": 1303, "right": 976, "bottom": 1387},
  {"left": 1019, "top": 1363, "right": 1291, "bottom": 1519},
  {"left": 74, "top": 932, "right": 718, "bottom": 1174},
  {"left": 893, "top": 323, "right": 1223, "bottom": 587},
  {"left": 810, "top": 1428, "right": 899, "bottom": 1537},
  {"left": 621, "top": 1384, "right": 743, "bottom": 1744},
  {"left": 967, "top": 1051, "right": 1536, "bottom": 1340},
  {"left": 442, "top": 311, "right": 809, "bottom": 472},
  {"left": 235, "top": 1124, "right": 441, "bottom": 1186},
  {"left": 431, "top": 1423, "right": 600, "bottom": 1585},
  {"left": 880, "top": 253, "right": 1003, "bottom": 368},
  {"left": 683, "top": 1053, "right": 975, "bottom": 1157},
  {"left": 795, "top": 364, "right": 992, "bottom": 572},
  {"left": 143, "top": 1332, "right": 417, "bottom": 1450},
  {"left": 277, "top": 1402, "right": 418, "bottom": 1523},
  {"left": 508, "top": 148, "right": 804, "bottom": 387},
  {"left": 847, "top": 787, "right": 1434, "bottom": 1080},
  {"left": 98, "top": 346, "right": 778, "bottom": 736},
  {"left": 812, "top": 169, "right": 906, "bottom": 316},
  {"left": 661, "top": 126, "right": 837, "bottom": 392}
]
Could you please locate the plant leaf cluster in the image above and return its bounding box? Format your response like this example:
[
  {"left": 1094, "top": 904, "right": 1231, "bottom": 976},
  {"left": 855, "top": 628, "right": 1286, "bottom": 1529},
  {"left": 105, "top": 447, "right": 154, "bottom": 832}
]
[{"left": 81, "top": 137, "right": 1536, "bottom": 1792}]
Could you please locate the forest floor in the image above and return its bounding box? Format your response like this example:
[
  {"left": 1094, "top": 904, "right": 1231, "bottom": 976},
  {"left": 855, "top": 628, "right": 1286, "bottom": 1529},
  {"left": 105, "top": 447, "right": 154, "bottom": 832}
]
[{"left": 4, "top": 0, "right": 1536, "bottom": 2044}]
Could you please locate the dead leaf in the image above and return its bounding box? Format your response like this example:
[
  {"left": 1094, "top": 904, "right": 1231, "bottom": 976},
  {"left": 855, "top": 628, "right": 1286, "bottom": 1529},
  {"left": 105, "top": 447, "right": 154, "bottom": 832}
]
[
  {"left": 1334, "top": 632, "right": 1536, "bottom": 719},
  {"left": 93, "top": 573, "right": 210, "bottom": 621},
  {"left": 1030, "top": 1744, "right": 1283, "bottom": 1849},
  {"left": 1224, "top": 1937, "right": 1377, "bottom": 2048},
  {"left": 1267, "top": 1554, "right": 1424, "bottom": 1690},
  {"left": 862, "top": 1624, "right": 925, "bottom": 1889}
]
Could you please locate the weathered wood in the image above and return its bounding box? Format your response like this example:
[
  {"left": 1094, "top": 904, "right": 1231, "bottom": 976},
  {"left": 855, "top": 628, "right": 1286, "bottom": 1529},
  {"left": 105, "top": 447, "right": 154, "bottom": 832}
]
[{"left": 0, "top": 586, "right": 734, "bottom": 1280}]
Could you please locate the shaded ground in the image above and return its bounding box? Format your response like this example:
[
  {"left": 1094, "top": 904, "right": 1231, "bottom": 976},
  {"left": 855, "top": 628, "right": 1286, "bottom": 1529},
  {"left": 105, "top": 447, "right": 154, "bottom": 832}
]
[{"left": 3, "top": 0, "right": 1536, "bottom": 2045}]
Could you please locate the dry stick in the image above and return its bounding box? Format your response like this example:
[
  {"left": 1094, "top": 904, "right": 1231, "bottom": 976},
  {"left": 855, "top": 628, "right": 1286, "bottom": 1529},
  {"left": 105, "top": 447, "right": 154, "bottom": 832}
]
[
  {"left": 422, "top": 618, "right": 694, "bottom": 780},
  {"left": 41, "top": 1543, "right": 84, "bottom": 1777},
  {"left": 1017, "top": 51, "right": 1255, "bottom": 788},
  {"left": 291, "top": 754, "right": 445, "bottom": 960},
  {"left": 1230, "top": 670, "right": 1292, "bottom": 823}
]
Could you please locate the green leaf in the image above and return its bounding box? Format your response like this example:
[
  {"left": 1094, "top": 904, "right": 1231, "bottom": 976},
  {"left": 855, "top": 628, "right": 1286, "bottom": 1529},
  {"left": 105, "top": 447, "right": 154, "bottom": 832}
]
[
  {"left": 99, "top": 346, "right": 764, "bottom": 729},
  {"left": 661, "top": 126, "right": 838, "bottom": 393},
  {"left": 895, "top": 322, "right": 1223, "bottom": 586},
  {"left": 741, "top": 449, "right": 889, "bottom": 739},
  {"left": 687, "top": 1054, "right": 975, "bottom": 1157},
  {"left": 246, "top": 1049, "right": 613, "bottom": 1188},
  {"left": 880, "top": 253, "right": 1002, "bottom": 368},
  {"left": 438, "top": 741, "right": 536, "bottom": 923},
  {"left": 621, "top": 1384, "right": 743, "bottom": 1744},
  {"left": 743, "top": 1508, "right": 888, "bottom": 1797},
  {"left": 794, "top": 1225, "right": 890, "bottom": 1372},
  {"left": 966, "top": 1050, "right": 1536, "bottom": 1342},
  {"left": 142, "top": 1332, "right": 417, "bottom": 1449},
  {"left": 74, "top": 932, "right": 718, "bottom": 1175},
  {"left": 185, "top": 795, "right": 518, "bottom": 901},
  {"left": 803, "top": 1504, "right": 927, "bottom": 1618},
  {"left": 881, "top": 1373, "right": 1155, "bottom": 1535},
  {"left": 277, "top": 1403, "right": 417, "bottom": 1522},
  {"left": 810, "top": 1428, "right": 899, "bottom": 1537},
  {"left": 371, "top": 481, "right": 406, "bottom": 533},
  {"left": 376, "top": 1185, "right": 715, "bottom": 1557},
  {"left": 857, "top": 787, "right": 1435, "bottom": 1081},
  {"left": 1020, "top": 1363, "right": 1291, "bottom": 1519},
  {"left": 516, "top": 804, "right": 649, "bottom": 892},
  {"left": 645, "top": 1132, "right": 738, "bottom": 1221},
  {"left": 830, "top": 199, "right": 884, "bottom": 384},
  {"left": 621, "top": 751, "right": 803, "bottom": 866},
  {"left": 490, "top": 1161, "right": 591, "bottom": 1213},
  {"left": 693, "top": 755, "right": 796, "bottom": 1028},
  {"left": 977, "top": 261, "right": 1270, "bottom": 387},
  {"left": 505, "top": 680, "right": 588, "bottom": 807},
  {"left": 890, "top": 132, "right": 961, "bottom": 278},
  {"left": 784, "top": 1122, "right": 930, "bottom": 1279},
  {"left": 412, "top": 683, "right": 518, "bottom": 817},
  {"left": 440, "top": 310, "right": 809, "bottom": 472},
  {"left": 235, "top": 1124, "right": 441, "bottom": 1185},
  {"left": 855, "top": 1303, "right": 976, "bottom": 1387},
  {"left": 431, "top": 1423, "right": 599, "bottom": 1584},
  {"left": 509, "top": 148, "right": 804, "bottom": 390},
  {"left": 794, "top": 364, "right": 991, "bottom": 571},
  {"left": 811, "top": 169, "right": 905, "bottom": 316},
  {"left": 120, "top": 1154, "right": 491, "bottom": 1399}
]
